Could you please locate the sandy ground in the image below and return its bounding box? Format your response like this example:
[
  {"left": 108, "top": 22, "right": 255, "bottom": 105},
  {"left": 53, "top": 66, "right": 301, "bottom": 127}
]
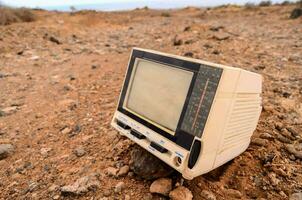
[{"left": 0, "top": 4, "right": 302, "bottom": 200}]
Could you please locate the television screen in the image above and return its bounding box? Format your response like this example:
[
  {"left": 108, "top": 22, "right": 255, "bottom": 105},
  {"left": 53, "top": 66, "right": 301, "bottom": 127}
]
[{"left": 123, "top": 59, "right": 193, "bottom": 135}]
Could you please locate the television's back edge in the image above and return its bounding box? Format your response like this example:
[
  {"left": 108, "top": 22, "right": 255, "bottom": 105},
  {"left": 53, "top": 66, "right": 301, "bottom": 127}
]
[{"left": 111, "top": 48, "right": 262, "bottom": 180}]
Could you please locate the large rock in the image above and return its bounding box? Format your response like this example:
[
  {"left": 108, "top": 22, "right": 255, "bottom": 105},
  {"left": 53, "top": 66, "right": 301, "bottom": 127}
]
[
  {"left": 0, "top": 106, "right": 18, "bottom": 116},
  {"left": 290, "top": 192, "right": 302, "bottom": 200},
  {"left": 150, "top": 178, "right": 172, "bottom": 196},
  {"left": 117, "top": 165, "right": 130, "bottom": 177},
  {"left": 251, "top": 138, "right": 268, "bottom": 147},
  {"left": 0, "top": 144, "right": 14, "bottom": 160},
  {"left": 169, "top": 186, "right": 193, "bottom": 200},
  {"left": 129, "top": 145, "right": 174, "bottom": 180},
  {"left": 61, "top": 173, "right": 100, "bottom": 195},
  {"left": 285, "top": 143, "right": 302, "bottom": 159}
]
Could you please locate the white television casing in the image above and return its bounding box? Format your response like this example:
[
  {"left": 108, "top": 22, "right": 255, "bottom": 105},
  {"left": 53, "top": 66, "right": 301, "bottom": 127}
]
[{"left": 111, "top": 48, "right": 262, "bottom": 180}]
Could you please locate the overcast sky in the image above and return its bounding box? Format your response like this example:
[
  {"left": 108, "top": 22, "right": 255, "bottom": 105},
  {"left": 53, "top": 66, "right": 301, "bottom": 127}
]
[{"left": 1, "top": 0, "right": 297, "bottom": 9}]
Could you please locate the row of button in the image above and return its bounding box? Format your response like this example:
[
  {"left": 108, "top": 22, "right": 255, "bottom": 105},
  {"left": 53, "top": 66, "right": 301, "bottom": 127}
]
[{"left": 116, "top": 119, "right": 168, "bottom": 153}]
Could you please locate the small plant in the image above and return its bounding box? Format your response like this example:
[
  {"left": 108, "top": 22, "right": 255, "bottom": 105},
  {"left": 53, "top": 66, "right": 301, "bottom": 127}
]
[
  {"left": 290, "top": 8, "right": 302, "bottom": 19},
  {"left": 13, "top": 8, "right": 35, "bottom": 22},
  {"left": 281, "top": 1, "right": 291, "bottom": 5},
  {"left": 161, "top": 12, "right": 171, "bottom": 17},
  {"left": 213, "top": 4, "right": 229, "bottom": 9},
  {"left": 245, "top": 2, "right": 256, "bottom": 9},
  {"left": 259, "top": 1, "right": 272, "bottom": 7},
  {"left": 289, "top": 0, "right": 302, "bottom": 19},
  {"left": 0, "top": 6, "right": 35, "bottom": 25},
  {"left": 70, "top": 6, "right": 76, "bottom": 12}
]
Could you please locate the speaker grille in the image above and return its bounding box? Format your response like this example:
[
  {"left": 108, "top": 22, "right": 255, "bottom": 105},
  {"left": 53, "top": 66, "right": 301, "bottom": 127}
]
[{"left": 222, "top": 94, "right": 262, "bottom": 150}]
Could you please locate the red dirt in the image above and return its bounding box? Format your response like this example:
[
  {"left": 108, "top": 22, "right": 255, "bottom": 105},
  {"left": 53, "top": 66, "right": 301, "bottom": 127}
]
[{"left": 0, "top": 4, "right": 301, "bottom": 200}]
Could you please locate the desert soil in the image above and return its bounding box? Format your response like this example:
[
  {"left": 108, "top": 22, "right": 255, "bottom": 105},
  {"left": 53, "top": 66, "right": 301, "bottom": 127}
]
[{"left": 0, "top": 4, "right": 301, "bottom": 200}]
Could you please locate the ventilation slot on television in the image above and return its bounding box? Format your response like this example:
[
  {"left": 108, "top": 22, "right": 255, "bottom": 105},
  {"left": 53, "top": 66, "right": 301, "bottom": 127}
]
[{"left": 222, "top": 94, "right": 261, "bottom": 150}]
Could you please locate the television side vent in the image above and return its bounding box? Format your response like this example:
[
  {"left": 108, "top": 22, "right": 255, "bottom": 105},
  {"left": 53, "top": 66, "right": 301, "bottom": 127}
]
[{"left": 221, "top": 93, "right": 261, "bottom": 151}]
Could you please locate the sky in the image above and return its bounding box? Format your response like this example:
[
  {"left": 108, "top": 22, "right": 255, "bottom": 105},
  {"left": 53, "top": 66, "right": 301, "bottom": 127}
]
[
  {"left": 1, "top": 0, "right": 129, "bottom": 7},
  {"left": 1, "top": 0, "right": 297, "bottom": 10}
]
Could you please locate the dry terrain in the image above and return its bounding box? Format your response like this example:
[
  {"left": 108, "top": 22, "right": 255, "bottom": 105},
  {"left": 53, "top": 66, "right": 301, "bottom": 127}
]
[{"left": 0, "top": 4, "right": 302, "bottom": 200}]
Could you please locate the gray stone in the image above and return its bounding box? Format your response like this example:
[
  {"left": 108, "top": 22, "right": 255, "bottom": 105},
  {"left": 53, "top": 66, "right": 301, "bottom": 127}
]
[
  {"left": 200, "top": 190, "right": 216, "bottom": 200},
  {"left": 105, "top": 167, "right": 119, "bottom": 177},
  {"left": 290, "top": 192, "right": 302, "bottom": 200},
  {"left": 259, "top": 132, "right": 273, "bottom": 139},
  {"left": 280, "top": 191, "right": 288, "bottom": 198},
  {"left": 40, "top": 148, "right": 52, "bottom": 157},
  {"left": 0, "top": 106, "right": 18, "bottom": 116},
  {"left": 212, "top": 32, "right": 230, "bottom": 41},
  {"left": 209, "top": 25, "right": 224, "bottom": 31},
  {"left": 48, "top": 184, "right": 59, "bottom": 192},
  {"left": 114, "top": 181, "right": 125, "bottom": 193},
  {"left": 173, "top": 35, "right": 183, "bottom": 46},
  {"left": 285, "top": 144, "right": 302, "bottom": 159},
  {"left": 268, "top": 172, "right": 280, "bottom": 186},
  {"left": 61, "top": 173, "right": 100, "bottom": 195},
  {"left": 169, "top": 186, "right": 193, "bottom": 200},
  {"left": 224, "top": 189, "right": 242, "bottom": 199},
  {"left": 28, "top": 181, "right": 39, "bottom": 192},
  {"left": 277, "top": 134, "right": 293, "bottom": 144},
  {"left": 286, "top": 127, "right": 299, "bottom": 137},
  {"left": 124, "top": 194, "right": 131, "bottom": 200},
  {"left": 103, "top": 189, "right": 111, "bottom": 197},
  {"left": 275, "top": 122, "right": 283, "bottom": 131},
  {"left": 150, "top": 178, "right": 172, "bottom": 196},
  {"left": 61, "top": 127, "right": 72, "bottom": 134},
  {"left": 252, "top": 138, "right": 268, "bottom": 147},
  {"left": 50, "top": 36, "right": 61, "bottom": 44},
  {"left": 74, "top": 146, "right": 86, "bottom": 157},
  {"left": 129, "top": 145, "right": 174, "bottom": 180},
  {"left": 184, "top": 52, "right": 194, "bottom": 57},
  {"left": 117, "top": 165, "right": 130, "bottom": 177},
  {"left": 0, "top": 144, "right": 14, "bottom": 160},
  {"left": 144, "top": 193, "right": 153, "bottom": 200}
]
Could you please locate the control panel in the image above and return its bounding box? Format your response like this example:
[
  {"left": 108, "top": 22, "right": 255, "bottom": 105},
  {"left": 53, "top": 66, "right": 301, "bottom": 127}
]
[
  {"left": 116, "top": 119, "right": 168, "bottom": 154},
  {"left": 181, "top": 65, "right": 223, "bottom": 138}
]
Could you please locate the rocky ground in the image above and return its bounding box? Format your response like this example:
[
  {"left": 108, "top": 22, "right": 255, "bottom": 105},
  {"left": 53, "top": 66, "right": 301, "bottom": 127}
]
[{"left": 0, "top": 4, "right": 301, "bottom": 200}]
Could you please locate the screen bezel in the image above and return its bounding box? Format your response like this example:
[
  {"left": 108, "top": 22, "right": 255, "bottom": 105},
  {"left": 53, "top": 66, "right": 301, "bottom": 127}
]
[
  {"left": 117, "top": 49, "right": 200, "bottom": 150},
  {"left": 123, "top": 58, "right": 194, "bottom": 135}
]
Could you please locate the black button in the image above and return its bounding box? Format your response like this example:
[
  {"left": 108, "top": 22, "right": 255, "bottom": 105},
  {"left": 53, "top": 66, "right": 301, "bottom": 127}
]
[
  {"left": 188, "top": 140, "right": 201, "bottom": 169},
  {"left": 150, "top": 142, "right": 168, "bottom": 153},
  {"left": 130, "top": 130, "right": 146, "bottom": 139},
  {"left": 116, "top": 120, "right": 131, "bottom": 130}
]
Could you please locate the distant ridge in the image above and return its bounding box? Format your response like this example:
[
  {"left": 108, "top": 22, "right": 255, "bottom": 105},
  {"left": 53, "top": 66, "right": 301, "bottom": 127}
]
[
  {"left": 7, "top": 0, "right": 296, "bottom": 11},
  {"left": 44, "top": 1, "right": 204, "bottom": 11}
]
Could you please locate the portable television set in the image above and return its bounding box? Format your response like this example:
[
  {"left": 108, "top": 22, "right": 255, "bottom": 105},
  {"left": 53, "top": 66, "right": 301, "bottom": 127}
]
[{"left": 111, "top": 48, "right": 262, "bottom": 180}]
